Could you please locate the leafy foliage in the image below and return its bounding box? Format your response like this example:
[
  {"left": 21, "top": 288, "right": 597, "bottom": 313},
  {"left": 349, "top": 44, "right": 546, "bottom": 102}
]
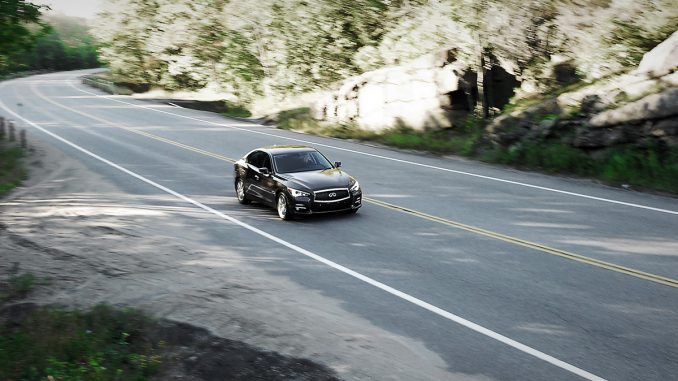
[
  {"left": 92, "top": 0, "right": 677, "bottom": 103},
  {"left": 1, "top": 8, "right": 101, "bottom": 76},
  {"left": 0, "top": 0, "right": 50, "bottom": 74}
]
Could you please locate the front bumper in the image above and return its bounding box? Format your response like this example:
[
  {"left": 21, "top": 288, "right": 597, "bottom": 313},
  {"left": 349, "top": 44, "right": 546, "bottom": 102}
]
[{"left": 292, "top": 190, "right": 362, "bottom": 214}]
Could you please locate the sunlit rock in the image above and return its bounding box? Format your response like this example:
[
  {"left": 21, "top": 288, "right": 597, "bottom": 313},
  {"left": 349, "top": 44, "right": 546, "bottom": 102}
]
[
  {"left": 590, "top": 88, "right": 678, "bottom": 127},
  {"left": 638, "top": 30, "right": 678, "bottom": 78}
]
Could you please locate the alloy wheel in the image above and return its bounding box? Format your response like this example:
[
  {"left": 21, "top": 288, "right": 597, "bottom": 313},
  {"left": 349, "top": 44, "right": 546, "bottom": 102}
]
[
  {"left": 277, "top": 193, "right": 290, "bottom": 220},
  {"left": 236, "top": 179, "right": 250, "bottom": 204}
]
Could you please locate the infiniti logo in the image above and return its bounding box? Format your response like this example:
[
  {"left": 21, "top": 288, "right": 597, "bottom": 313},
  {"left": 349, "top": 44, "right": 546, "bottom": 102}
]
[{"left": 329, "top": 192, "right": 337, "bottom": 198}]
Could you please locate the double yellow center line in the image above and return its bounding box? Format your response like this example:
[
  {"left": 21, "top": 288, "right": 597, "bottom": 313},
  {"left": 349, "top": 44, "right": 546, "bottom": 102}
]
[
  {"left": 31, "top": 86, "right": 678, "bottom": 289},
  {"left": 366, "top": 197, "right": 678, "bottom": 288}
]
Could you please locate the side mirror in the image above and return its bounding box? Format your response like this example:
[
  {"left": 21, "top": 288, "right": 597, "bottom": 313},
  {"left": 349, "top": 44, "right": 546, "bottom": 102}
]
[
  {"left": 334, "top": 161, "right": 342, "bottom": 168},
  {"left": 259, "top": 167, "right": 270, "bottom": 176}
]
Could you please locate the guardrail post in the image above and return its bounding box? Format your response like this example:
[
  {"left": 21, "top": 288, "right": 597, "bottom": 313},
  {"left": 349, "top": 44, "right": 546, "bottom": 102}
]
[
  {"left": 0, "top": 117, "right": 5, "bottom": 140},
  {"left": 20, "top": 129, "right": 27, "bottom": 148},
  {"left": 8, "top": 121, "right": 16, "bottom": 142}
]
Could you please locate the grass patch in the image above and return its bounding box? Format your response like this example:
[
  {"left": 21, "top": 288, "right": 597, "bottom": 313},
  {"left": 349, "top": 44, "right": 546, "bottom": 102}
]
[
  {"left": 222, "top": 101, "right": 252, "bottom": 118},
  {"left": 379, "top": 127, "right": 480, "bottom": 156},
  {"left": 0, "top": 304, "right": 161, "bottom": 381},
  {"left": 0, "top": 142, "right": 26, "bottom": 197},
  {"left": 482, "top": 143, "right": 596, "bottom": 176},
  {"left": 598, "top": 146, "right": 678, "bottom": 193},
  {"left": 482, "top": 143, "right": 678, "bottom": 193}
]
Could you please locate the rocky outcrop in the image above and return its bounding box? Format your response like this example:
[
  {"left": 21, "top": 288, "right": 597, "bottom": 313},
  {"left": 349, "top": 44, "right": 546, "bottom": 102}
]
[
  {"left": 486, "top": 31, "right": 678, "bottom": 150},
  {"left": 308, "top": 50, "right": 466, "bottom": 131},
  {"left": 638, "top": 30, "right": 678, "bottom": 78},
  {"left": 590, "top": 88, "right": 678, "bottom": 127}
]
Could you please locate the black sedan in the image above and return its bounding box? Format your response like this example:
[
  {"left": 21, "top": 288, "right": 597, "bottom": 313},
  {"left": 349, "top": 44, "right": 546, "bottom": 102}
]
[{"left": 233, "top": 145, "right": 362, "bottom": 220}]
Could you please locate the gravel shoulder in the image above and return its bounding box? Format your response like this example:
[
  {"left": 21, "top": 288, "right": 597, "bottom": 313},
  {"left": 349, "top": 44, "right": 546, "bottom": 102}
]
[{"left": 0, "top": 135, "right": 459, "bottom": 380}]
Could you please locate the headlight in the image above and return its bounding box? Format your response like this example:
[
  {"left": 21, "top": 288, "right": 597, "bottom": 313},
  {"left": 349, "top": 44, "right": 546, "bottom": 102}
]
[
  {"left": 288, "top": 187, "right": 310, "bottom": 197},
  {"left": 350, "top": 181, "right": 360, "bottom": 192}
]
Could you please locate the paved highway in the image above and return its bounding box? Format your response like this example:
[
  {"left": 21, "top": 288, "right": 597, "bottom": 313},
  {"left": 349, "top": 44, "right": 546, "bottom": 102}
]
[{"left": 2, "top": 70, "right": 677, "bottom": 380}]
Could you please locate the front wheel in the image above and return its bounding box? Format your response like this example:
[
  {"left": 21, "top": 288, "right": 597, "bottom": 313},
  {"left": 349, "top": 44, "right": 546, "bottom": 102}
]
[
  {"left": 235, "top": 178, "right": 250, "bottom": 204},
  {"left": 277, "top": 193, "right": 293, "bottom": 220}
]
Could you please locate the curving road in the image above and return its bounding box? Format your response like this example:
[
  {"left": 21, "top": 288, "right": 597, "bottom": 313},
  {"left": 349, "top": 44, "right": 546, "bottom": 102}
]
[{"left": 2, "top": 70, "right": 678, "bottom": 381}]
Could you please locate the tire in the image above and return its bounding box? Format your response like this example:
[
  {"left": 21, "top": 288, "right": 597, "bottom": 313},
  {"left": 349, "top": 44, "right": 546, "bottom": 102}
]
[
  {"left": 235, "top": 178, "right": 251, "bottom": 205},
  {"left": 277, "top": 192, "right": 294, "bottom": 220}
]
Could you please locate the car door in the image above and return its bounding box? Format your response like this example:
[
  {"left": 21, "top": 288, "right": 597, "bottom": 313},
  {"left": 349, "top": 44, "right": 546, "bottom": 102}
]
[
  {"left": 257, "top": 153, "right": 277, "bottom": 205},
  {"left": 245, "top": 151, "right": 265, "bottom": 201}
]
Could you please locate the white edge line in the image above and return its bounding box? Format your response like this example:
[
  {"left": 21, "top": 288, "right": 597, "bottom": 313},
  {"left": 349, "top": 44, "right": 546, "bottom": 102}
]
[
  {"left": 0, "top": 96, "right": 606, "bottom": 381},
  {"left": 61, "top": 79, "right": 678, "bottom": 216}
]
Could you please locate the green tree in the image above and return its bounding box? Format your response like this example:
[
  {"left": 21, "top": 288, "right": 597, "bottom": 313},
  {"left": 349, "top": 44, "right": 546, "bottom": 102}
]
[{"left": 0, "top": 0, "right": 49, "bottom": 74}]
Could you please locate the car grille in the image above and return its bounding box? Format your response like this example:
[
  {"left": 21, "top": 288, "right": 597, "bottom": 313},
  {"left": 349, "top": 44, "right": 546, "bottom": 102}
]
[
  {"left": 314, "top": 189, "right": 350, "bottom": 202},
  {"left": 311, "top": 198, "right": 353, "bottom": 213}
]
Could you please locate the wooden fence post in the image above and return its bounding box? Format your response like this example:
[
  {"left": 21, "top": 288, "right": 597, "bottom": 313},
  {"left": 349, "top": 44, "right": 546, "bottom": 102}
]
[
  {"left": 8, "top": 121, "right": 16, "bottom": 142},
  {"left": 0, "top": 117, "right": 5, "bottom": 140},
  {"left": 20, "top": 129, "right": 27, "bottom": 148}
]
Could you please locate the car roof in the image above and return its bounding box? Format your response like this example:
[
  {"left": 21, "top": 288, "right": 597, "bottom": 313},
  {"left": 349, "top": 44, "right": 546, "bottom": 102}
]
[{"left": 258, "top": 145, "right": 317, "bottom": 155}]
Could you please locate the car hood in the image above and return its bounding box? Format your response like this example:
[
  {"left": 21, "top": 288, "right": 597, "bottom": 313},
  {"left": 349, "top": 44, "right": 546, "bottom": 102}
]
[{"left": 279, "top": 168, "right": 352, "bottom": 191}]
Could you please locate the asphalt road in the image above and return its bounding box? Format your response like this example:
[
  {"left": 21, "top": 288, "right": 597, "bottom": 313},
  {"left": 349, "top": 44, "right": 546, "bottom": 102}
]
[{"left": 2, "top": 70, "right": 678, "bottom": 381}]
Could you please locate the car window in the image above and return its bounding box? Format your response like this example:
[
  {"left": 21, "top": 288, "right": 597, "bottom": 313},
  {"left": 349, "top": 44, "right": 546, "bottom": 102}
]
[
  {"left": 273, "top": 151, "right": 333, "bottom": 173},
  {"left": 261, "top": 154, "right": 272, "bottom": 171},
  {"left": 247, "top": 151, "right": 264, "bottom": 168}
]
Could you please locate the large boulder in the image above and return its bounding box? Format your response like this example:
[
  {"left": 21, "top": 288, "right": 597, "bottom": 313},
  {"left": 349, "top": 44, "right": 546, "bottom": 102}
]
[
  {"left": 573, "top": 126, "right": 631, "bottom": 148},
  {"left": 638, "top": 30, "right": 678, "bottom": 77},
  {"left": 590, "top": 88, "right": 678, "bottom": 127}
]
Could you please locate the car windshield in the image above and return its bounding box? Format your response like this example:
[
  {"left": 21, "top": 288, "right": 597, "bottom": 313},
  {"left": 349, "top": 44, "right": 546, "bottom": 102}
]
[{"left": 273, "top": 151, "right": 333, "bottom": 173}]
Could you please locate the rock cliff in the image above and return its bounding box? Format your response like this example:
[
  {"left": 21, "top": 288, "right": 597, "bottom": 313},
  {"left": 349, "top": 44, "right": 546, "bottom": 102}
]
[{"left": 487, "top": 30, "right": 678, "bottom": 151}]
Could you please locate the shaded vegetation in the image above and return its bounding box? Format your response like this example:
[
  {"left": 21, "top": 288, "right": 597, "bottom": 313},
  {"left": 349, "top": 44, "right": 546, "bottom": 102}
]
[
  {"left": 0, "top": 304, "right": 162, "bottom": 381},
  {"left": 0, "top": 269, "right": 161, "bottom": 381},
  {"left": 1, "top": 6, "right": 100, "bottom": 78},
  {"left": 7, "top": 15, "right": 100, "bottom": 76},
  {"left": 222, "top": 101, "right": 252, "bottom": 118},
  {"left": 0, "top": 143, "right": 26, "bottom": 196},
  {"left": 0, "top": 0, "right": 49, "bottom": 75}
]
